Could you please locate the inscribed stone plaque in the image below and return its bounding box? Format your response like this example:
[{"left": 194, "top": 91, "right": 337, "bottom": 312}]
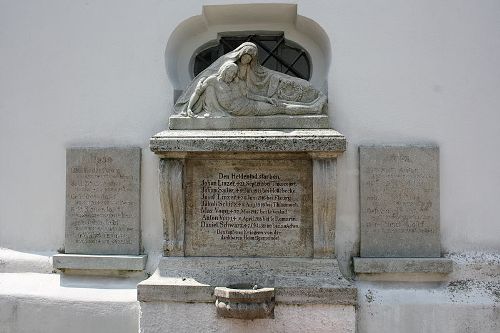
[
  {"left": 360, "top": 146, "right": 440, "bottom": 257},
  {"left": 65, "top": 148, "right": 141, "bottom": 255},
  {"left": 185, "top": 159, "right": 313, "bottom": 257}
]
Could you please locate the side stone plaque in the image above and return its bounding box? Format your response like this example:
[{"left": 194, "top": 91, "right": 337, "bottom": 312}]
[
  {"left": 65, "top": 148, "right": 141, "bottom": 255},
  {"left": 185, "top": 159, "right": 313, "bottom": 257},
  {"left": 359, "top": 146, "right": 440, "bottom": 257}
]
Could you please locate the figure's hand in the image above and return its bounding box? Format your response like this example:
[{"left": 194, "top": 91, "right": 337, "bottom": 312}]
[
  {"left": 271, "top": 98, "right": 285, "bottom": 108},
  {"left": 269, "top": 98, "right": 279, "bottom": 106}
]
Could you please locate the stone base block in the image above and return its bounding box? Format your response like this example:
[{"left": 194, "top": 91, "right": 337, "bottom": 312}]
[
  {"left": 138, "top": 257, "right": 357, "bottom": 305},
  {"left": 53, "top": 254, "right": 147, "bottom": 272},
  {"left": 139, "top": 302, "right": 356, "bottom": 333},
  {"left": 353, "top": 257, "right": 453, "bottom": 281},
  {"left": 214, "top": 286, "right": 276, "bottom": 319},
  {"left": 168, "top": 114, "right": 330, "bottom": 130}
]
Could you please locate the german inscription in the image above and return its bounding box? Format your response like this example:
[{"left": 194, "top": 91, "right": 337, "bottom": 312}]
[
  {"left": 65, "top": 148, "right": 141, "bottom": 255},
  {"left": 360, "top": 146, "right": 440, "bottom": 257},
  {"left": 185, "top": 159, "right": 313, "bottom": 257}
]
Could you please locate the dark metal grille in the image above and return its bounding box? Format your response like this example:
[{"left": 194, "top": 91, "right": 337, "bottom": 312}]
[{"left": 193, "top": 33, "right": 311, "bottom": 80}]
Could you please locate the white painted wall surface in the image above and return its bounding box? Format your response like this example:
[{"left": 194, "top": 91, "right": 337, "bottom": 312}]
[
  {"left": 2, "top": 0, "right": 499, "bottom": 264},
  {"left": 0, "top": 272, "right": 140, "bottom": 333}
]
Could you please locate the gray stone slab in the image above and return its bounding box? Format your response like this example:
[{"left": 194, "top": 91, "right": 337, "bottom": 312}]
[
  {"left": 353, "top": 257, "right": 453, "bottom": 273},
  {"left": 65, "top": 148, "right": 141, "bottom": 255},
  {"left": 169, "top": 114, "right": 330, "bottom": 130},
  {"left": 359, "top": 145, "right": 440, "bottom": 257},
  {"left": 137, "top": 257, "right": 357, "bottom": 305},
  {"left": 159, "top": 159, "right": 185, "bottom": 256},
  {"left": 150, "top": 129, "right": 346, "bottom": 155},
  {"left": 52, "top": 254, "right": 147, "bottom": 271},
  {"left": 184, "top": 159, "right": 313, "bottom": 257}
]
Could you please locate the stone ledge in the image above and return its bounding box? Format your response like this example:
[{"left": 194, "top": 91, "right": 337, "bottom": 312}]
[
  {"left": 138, "top": 257, "right": 357, "bottom": 305},
  {"left": 353, "top": 257, "right": 453, "bottom": 274},
  {"left": 0, "top": 248, "right": 53, "bottom": 273},
  {"left": 150, "top": 129, "right": 346, "bottom": 155},
  {"left": 53, "top": 254, "right": 147, "bottom": 271},
  {"left": 169, "top": 114, "right": 331, "bottom": 130}
]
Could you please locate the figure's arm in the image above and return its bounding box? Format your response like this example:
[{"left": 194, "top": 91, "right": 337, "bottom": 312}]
[
  {"left": 246, "top": 92, "right": 276, "bottom": 104},
  {"left": 186, "top": 77, "right": 211, "bottom": 116},
  {"left": 236, "top": 77, "right": 281, "bottom": 107}
]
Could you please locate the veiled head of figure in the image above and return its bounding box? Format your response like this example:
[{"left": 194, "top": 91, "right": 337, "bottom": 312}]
[
  {"left": 237, "top": 43, "right": 258, "bottom": 64},
  {"left": 218, "top": 62, "right": 238, "bottom": 83}
]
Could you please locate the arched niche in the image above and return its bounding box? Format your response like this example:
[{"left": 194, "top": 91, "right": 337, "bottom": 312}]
[{"left": 165, "top": 3, "right": 331, "bottom": 100}]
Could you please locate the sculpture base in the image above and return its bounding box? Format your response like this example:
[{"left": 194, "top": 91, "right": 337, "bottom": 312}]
[
  {"left": 169, "top": 114, "right": 330, "bottom": 130},
  {"left": 137, "top": 257, "right": 357, "bottom": 305}
]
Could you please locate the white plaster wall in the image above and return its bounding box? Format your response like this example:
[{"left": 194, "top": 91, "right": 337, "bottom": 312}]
[
  {"left": 356, "top": 252, "right": 500, "bottom": 333},
  {"left": 325, "top": 0, "right": 500, "bottom": 274},
  {"left": 0, "top": 273, "right": 140, "bottom": 333},
  {"left": 1, "top": 0, "right": 500, "bottom": 270},
  {"left": 357, "top": 290, "right": 499, "bottom": 333}
]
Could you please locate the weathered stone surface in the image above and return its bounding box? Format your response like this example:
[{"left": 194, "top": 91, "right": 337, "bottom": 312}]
[
  {"left": 313, "top": 159, "right": 337, "bottom": 258},
  {"left": 52, "top": 254, "right": 147, "bottom": 271},
  {"left": 359, "top": 145, "right": 440, "bottom": 257},
  {"left": 214, "top": 286, "right": 275, "bottom": 319},
  {"left": 137, "top": 257, "right": 357, "bottom": 305},
  {"left": 174, "top": 42, "right": 328, "bottom": 120},
  {"left": 184, "top": 159, "right": 313, "bottom": 257},
  {"left": 140, "top": 302, "right": 356, "bottom": 333},
  {"left": 150, "top": 129, "right": 346, "bottom": 155},
  {"left": 169, "top": 114, "right": 330, "bottom": 130},
  {"left": 353, "top": 257, "right": 453, "bottom": 273},
  {"left": 159, "top": 159, "right": 184, "bottom": 256},
  {"left": 65, "top": 148, "right": 141, "bottom": 255},
  {"left": 147, "top": 127, "right": 353, "bottom": 312}
]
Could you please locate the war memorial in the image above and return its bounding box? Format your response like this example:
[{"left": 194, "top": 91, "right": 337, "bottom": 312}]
[{"left": 1, "top": 2, "right": 499, "bottom": 332}]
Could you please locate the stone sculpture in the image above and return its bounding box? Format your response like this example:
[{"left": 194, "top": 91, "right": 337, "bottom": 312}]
[{"left": 175, "top": 42, "right": 327, "bottom": 117}]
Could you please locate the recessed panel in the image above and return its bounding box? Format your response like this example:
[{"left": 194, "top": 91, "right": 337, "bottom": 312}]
[{"left": 185, "top": 159, "right": 313, "bottom": 257}]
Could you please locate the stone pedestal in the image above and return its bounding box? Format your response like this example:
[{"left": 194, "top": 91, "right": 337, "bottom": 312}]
[
  {"left": 140, "top": 128, "right": 355, "bottom": 331},
  {"left": 140, "top": 302, "right": 356, "bottom": 333}
]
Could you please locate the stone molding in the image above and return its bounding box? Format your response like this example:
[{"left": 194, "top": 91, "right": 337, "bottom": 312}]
[
  {"left": 53, "top": 254, "right": 147, "bottom": 271},
  {"left": 150, "top": 129, "right": 346, "bottom": 156}
]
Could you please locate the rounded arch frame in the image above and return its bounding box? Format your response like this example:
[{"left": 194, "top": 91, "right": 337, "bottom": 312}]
[{"left": 165, "top": 3, "right": 332, "bottom": 98}]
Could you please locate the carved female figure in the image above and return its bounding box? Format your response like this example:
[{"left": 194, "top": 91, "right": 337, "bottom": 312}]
[
  {"left": 185, "top": 62, "right": 325, "bottom": 117},
  {"left": 175, "top": 42, "right": 326, "bottom": 117}
]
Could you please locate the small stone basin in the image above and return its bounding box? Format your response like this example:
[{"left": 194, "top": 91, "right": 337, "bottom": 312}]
[{"left": 214, "top": 284, "right": 275, "bottom": 319}]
